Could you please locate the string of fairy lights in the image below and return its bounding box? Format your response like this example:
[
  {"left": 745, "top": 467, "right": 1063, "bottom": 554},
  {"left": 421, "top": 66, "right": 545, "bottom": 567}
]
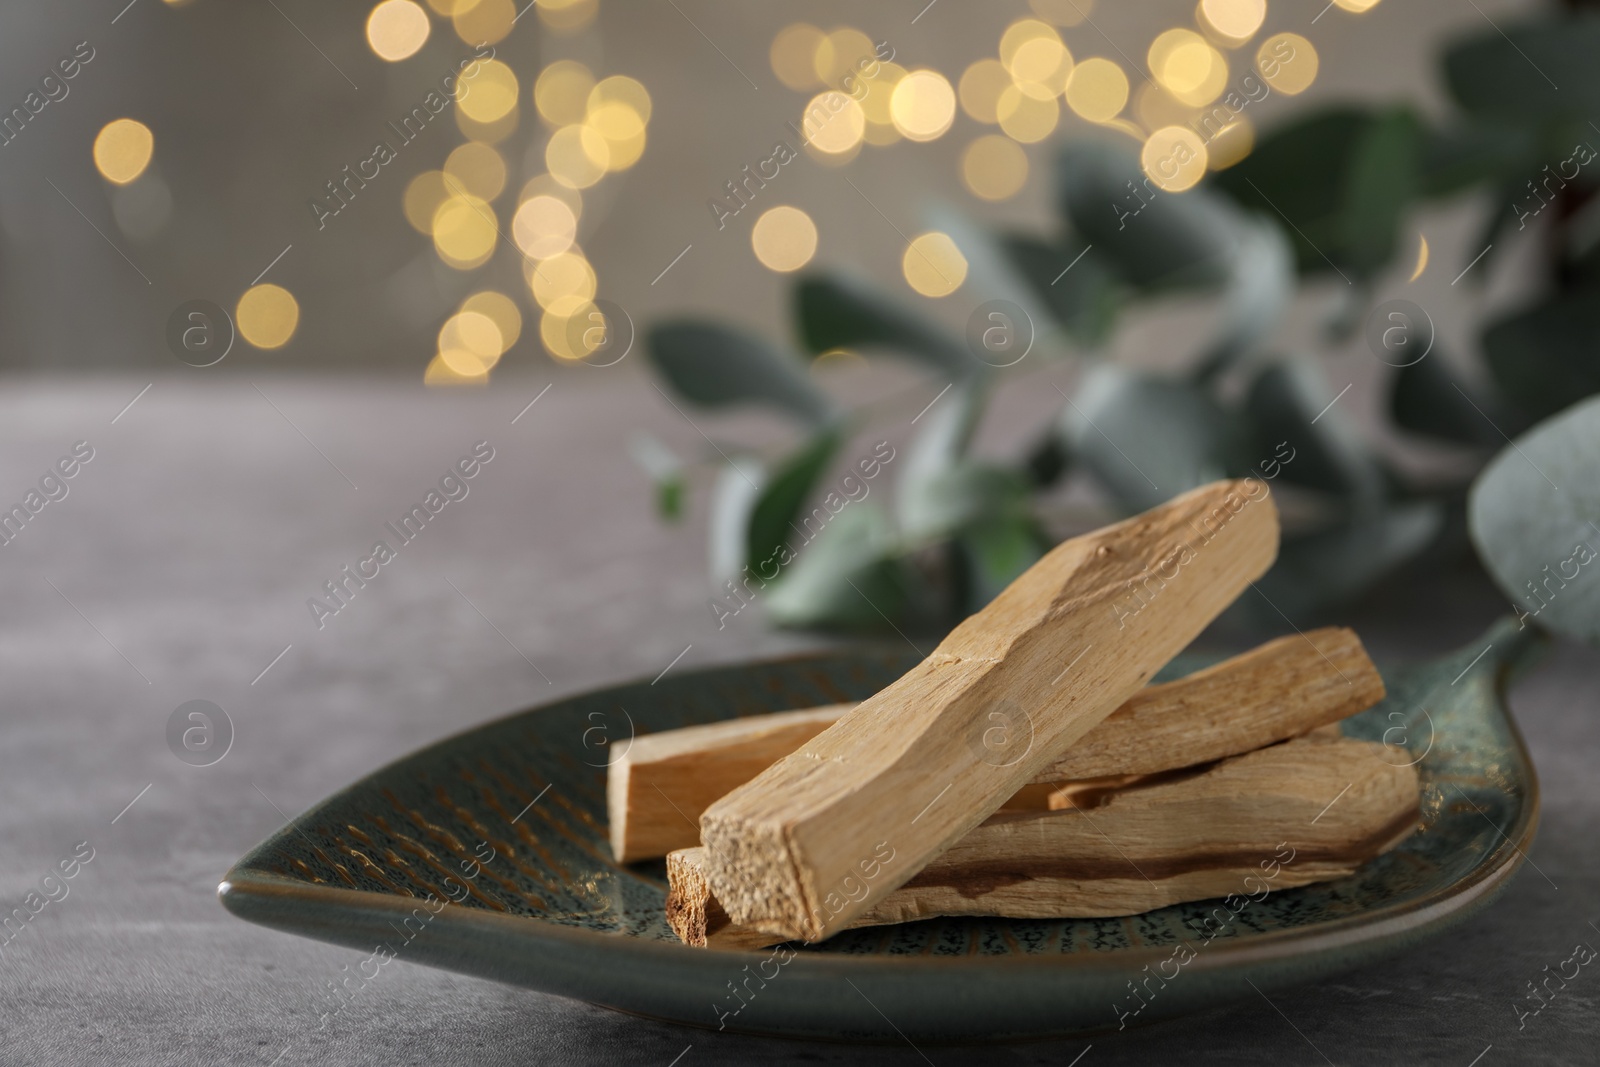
[{"left": 81, "top": 0, "right": 1381, "bottom": 379}]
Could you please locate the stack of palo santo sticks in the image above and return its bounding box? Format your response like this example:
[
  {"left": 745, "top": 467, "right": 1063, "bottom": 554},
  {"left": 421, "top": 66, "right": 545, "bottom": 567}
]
[{"left": 606, "top": 480, "right": 1421, "bottom": 949}]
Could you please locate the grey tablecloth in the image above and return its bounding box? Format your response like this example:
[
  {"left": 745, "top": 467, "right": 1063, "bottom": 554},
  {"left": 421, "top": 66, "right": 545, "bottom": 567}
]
[{"left": 2, "top": 376, "right": 1594, "bottom": 1066}]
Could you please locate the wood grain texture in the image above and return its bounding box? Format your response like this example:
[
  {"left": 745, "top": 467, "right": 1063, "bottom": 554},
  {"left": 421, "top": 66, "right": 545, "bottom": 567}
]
[
  {"left": 668, "top": 736, "right": 1419, "bottom": 949},
  {"left": 699, "top": 479, "right": 1281, "bottom": 942},
  {"left": 611, "top": 629, "right": 1380, "bottom": 861}
]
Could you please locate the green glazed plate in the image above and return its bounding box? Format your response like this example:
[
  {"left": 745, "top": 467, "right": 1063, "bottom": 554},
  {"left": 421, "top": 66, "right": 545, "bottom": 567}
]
[{"left": 220, "top": 618, "right": 1544, "bottom": 1042}]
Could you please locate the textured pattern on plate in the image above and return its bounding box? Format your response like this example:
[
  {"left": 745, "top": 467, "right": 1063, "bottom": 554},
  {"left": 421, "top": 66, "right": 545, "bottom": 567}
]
[{"left": 221, "top": 619, "right": 1543, "bottom": 1040}]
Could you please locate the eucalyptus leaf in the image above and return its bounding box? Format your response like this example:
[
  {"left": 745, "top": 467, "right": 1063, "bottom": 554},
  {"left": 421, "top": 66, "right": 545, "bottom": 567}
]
[
  {"left": 1251, "top": 502, "right": 1445, "bottom": 619},
  {"left": 1056, "top": 138, "right": 1238, "bottom": 291},
  {"left": 1213, "top": 108, "right": 1371, "bottom": 276},
  {"left": 957, "top": 513, "right": 1045, "bottom": 611},
  {"left": 1065, "top": 364, "right": 1234, "bottom": 514},
  {"left": 1482, "top": 291, "right": 1600, "bottom": 421},
  {"left": 707, "top": 456, "right": 765, "bottom": 590},
  {"left": 1443, "top": 16, "right": 1600, "bottom": 122},
  {"left": 795, "top": 271, "right": 974, "bottom": 377},
  {"left": 1000, "top": 234, "right": 1119, "bottom": 346},
  {"left": 897, "top": 379, "right": 987, "bottom": 539},
  {"left": 764, "top": 504, "right": 907, "bottom": 631},
  {"left": 1341, "top": 106, "right": 1421, "bottom": 276},
  {"left": 1469, "top": 393, "right": 1600, "bottom": 642},
  {"left": 648, "top": 320, "right": 837, "bottom": 426},
  {"left": 1389, "top": 354, "right": 1508, "bottom": 448},
  {"left": 1192, "top": 216, "right": 1295, "bottom": 380},
  {"left": 927, "top": 204, "right": 1054, "bottom": 352},
  {"left": 1245, "top": 358, "right": 1385, "bottom": 502},
  {"left": 745, "top": 430, "right": 841, "bottom": 576},
  {"left": 1418, "top": 122, "right": 1533, "bottom": 199}
]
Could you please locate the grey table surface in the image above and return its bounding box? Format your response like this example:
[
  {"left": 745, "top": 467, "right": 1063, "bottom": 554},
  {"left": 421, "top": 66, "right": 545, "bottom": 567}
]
[{"left": 2, "top": 375, "right": 1595, "bottom": 1067}]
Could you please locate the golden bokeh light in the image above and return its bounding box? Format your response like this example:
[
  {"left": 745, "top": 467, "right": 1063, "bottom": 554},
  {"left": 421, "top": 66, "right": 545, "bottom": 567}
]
[
  {"left": 1065, "top": 57, "right": 1130, "bottom": 123},
  {"left": 535, "top": 61, "right": 595, "bottom": 127},
  {"left": 460, "top": 290, "right": 522, "bottom": 350},
  {"left": 425, "top": 352, "right": 489, "bottom": 386},
  {"left": 1259, "top": 33, "right": 1318, "bottom": 94},
  {"left": 93, "top": 119, "right": 153, "bottom": 185},
  {"left": 455, "top": 103, "right": 517, "bottom": 145},
  {"left": 457, "top": 60, "right": 518, "bottom": 123},
  {"left": 999, "top": 19, "right": 1060, "bottom": 70},
  {"left": 1009, "top": 37, "right": 1073, "bottom": 99},
  {"left": 546, "top": 124, "right": 610, "bottom": 188},
  {"left": 366, "top": 0, "right": 430, "bottom": 62},
  {"left": 1141, "top": 125, "right": 1209, "bottom": 192},
  {"left": 444, "top": 141, "right": 507, "bottom": 201},
  {"left": 1150, "top": 29, "right": 1227, "bottom": 107},
  {"left": 1199, "top": 0, "right": 1267, "bottom": 42},
  {"left": 751, "top": 205, "right": 818, "bottom": 272},
  {"left": 1208, "top": 118, "right": 1254, "bottom": 169},
  {"left": 236, "top": 284, "right": 299, "bottom": 349},
  {"left": 814, "top": 28, "right": 876, "bottom": 87},
  {"left": 586, "top": 98, "right": 647, "bottom": 170},
  {"left": 961, "top": 135, "right": 1029, "bottom": 201},
  {"left": 1136, "top": 82, "right": 1199, "bottom": 131},
  {"left": 1333, "top": 0, "right": 1383, "bottom": 10},
  {"left": 538, "top": 300, "right": 612, "bottom": 362},
  {"left": 902, "top": 232, "right": 967, "bottom": 298},
  {"left": 802, "top": 91, "right": 866, "bottom": 154},
  {"left": 425, "top": 0, "right": 474, "bottom": 14},
  {"left": 529, "top": 250, "right": 597, "bottom": 311},
  {"left": 771, "top": 23, "right": 827, "bottom": 91},
  {"left": 997, "top": 85, "right": 1059, "bottom": 143},
  {"left": 1028, "top": 0, "right": 1094, "bottom": 26},
  {"left": 432, "top": 194, "right": 498, "bottom": 269},
  {"left": 958, "top": 59, "right": 1012, "bottom": 124},
  {"left": 512, "top": 194, "right": 578, "bottom": 259},
  {"left": 590, "top": 75, "right": 653, "bottom": 124},
  {"left": 438, "top": 309, "right": 505, "bottom": 375},
  {"left": 858, "top": 62, "right": 906, "bottom": 144},
  {"left": 889, "top": 70, "right": 956, "bottom": 142},
  {"left": 519, "top": 175, "right": 582, "bottom": 221},
  {"left": 453, "top": 0, "right": 514, "bottom": 44},
  {"left": 403, "top": 170, "right": 450, "bottom": 233}
]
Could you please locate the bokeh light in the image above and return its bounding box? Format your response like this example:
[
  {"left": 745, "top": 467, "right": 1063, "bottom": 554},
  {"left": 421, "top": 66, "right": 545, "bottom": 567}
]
[
  {"left": 997, "top": 85, "right": 1059, "bottom": 143},
  {"left": 403, "top": 170, "right": 450, "bottom": 233},
  {"left": 858, "top": 62, "right": 906, "bottom": 145},
  {"left": 751, "top": 206, "right": 818, "bottom": 272},
  {"left": 771, "top": 23, "right": 826, "bottom": 91},
  {"left": 366, "top": 0, "right": 430, "bottom": 62},
  {"left": 453, "top": 0, "right": 515, "bottom": 45},
  {"left": 512, "top": 194, "right": 578, "bottom": 259},
  {"left": 460, "top": 290, "right": 522, "bottom": 350},
  {"left": 889, "top": 70, "right": 956, "bottom": 142},
  {"left": 1150, "top": 28, "right": 1227, "bottom": 107},
  {"left": 458, "top": 60, "right": 518, "bottom": 124},
  {"left": 1141, "top": 125, "right": 1209, "bottom": 192},
  {"left": 538, "top": 0, "right": 596, "bottom": 32},
  {"left": 444, "top": 142, "right": 507, "bottom": 201},
  {"left": 438, "top": 310, "right": 504, "bottom": 375},
  {"left": 1333, "top": 0, "right": 1382, "bottom": 11},
  {"left": 1259, "top": 33, "right": 1319, "bottom": 94},
  {"left": 1198, "top": 0, "right": 1267, "bottom": 42},
  {"left": 1208, "top": 118, "right": 1255, "bottom": 169},
  {"left": 93, "top": 119, "right": 153, "bottom": 185},
  {"left": 425, "top": 353, "right": 489, "bottom": 386},
  {"left": 961, "top": 135, "right": 1029, "bottom": 201},
  {"left": 902, "top": 232, "right": 967, "bottom": 298},
  {"left": 529, "top": 250, "right": 597, "bottom": 311},
  {"left": 1065, "top": 57, "right": 1130, "bottom": 123},
  {"left": 802, "top": 91, "right": 866, "bottom": 154},
  {"left": 1009, "top": 37, "right": 1073, "bottom": 99},
  {"left": 959, "top": 59, "right": 1012, "bottom": 124},
  {"left": 236, "top": 284, "right": 299, "bottom": 349},
  {"left": 432, "top": 194, "right": 498, "bottom": 269},
  {"left": 535, "top": 61, "right": 595, "bottom": 127},
  {"left": 999, "top": 19, "right": 1060, "bottom": 71},
  {"left": 814, "top": 28, "right": 876, "bottom": 87},
  {"left": 546, "top": 124, "right": 610, "bottom": 188}
]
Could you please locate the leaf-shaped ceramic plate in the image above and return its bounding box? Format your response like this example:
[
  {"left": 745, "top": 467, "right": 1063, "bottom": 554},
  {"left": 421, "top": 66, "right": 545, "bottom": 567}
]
[{"left": 220, "top": 618, "right": 1544, "bottom": 1042}]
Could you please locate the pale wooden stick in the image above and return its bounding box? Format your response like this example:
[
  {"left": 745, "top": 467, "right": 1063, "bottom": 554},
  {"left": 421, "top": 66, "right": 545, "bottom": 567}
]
[
  {"left": 610, "top": 628, "right": 1380, "bottom": 861},
  {"left": 667, "top": 737, "right": 1418, "bottom": 949},
  {"left": 700, "top": 480, "right": 1281, "bottom": 942}
]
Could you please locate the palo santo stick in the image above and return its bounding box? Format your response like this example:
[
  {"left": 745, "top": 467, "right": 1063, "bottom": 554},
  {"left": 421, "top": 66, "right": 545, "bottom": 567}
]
[
  {"left": 611, "top": 628, "right": 1380, "bottom": 861},
  {"left": 700, "top": 480, "right": 1280, "bottom": 942},
  {"left": 668, "top": 737, "right": 1418, "bottom": 949}
]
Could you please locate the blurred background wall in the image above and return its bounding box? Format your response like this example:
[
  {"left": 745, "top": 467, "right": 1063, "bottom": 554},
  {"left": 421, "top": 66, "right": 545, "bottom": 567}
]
[{"left": 0, "top": 0, "right": 1534, "bottom": 376}]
